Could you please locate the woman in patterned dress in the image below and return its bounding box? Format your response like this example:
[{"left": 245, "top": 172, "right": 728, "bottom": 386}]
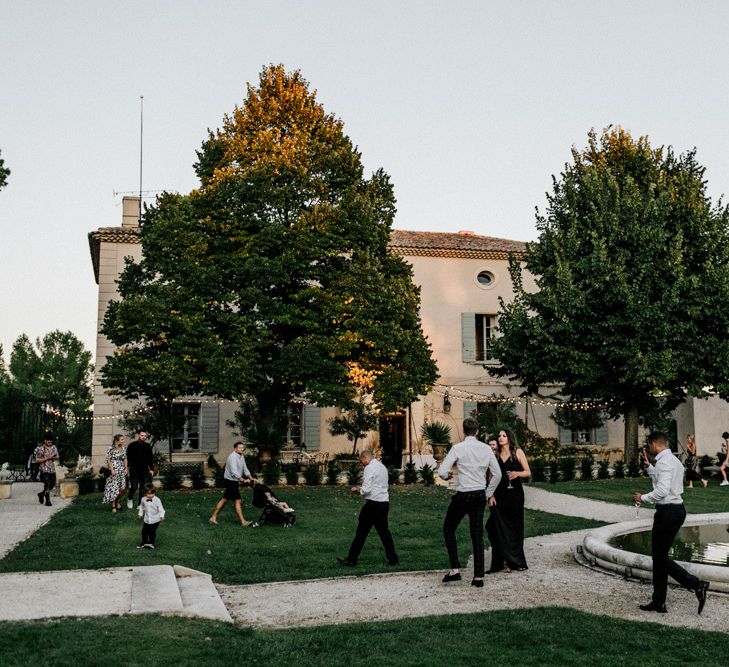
[
  {"left": 103, "top": 434, "right": 129, "bottom": 512},
  {"left": 684, "top": 434, "right": 708, "bottom": 489}
]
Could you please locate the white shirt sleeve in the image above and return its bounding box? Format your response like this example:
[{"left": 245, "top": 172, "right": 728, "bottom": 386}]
[
  {"left": 484, "top": 452, "right": 502, "bottom": 497},
  {"left": 360, "top": 463, "right": 374, "bottom": 498},
  {"left": 438, "top": 447, "right": 458, "bottom": 480}
]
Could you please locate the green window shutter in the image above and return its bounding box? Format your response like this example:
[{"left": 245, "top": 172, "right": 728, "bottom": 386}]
[
  {"left": 303, "top": 404, "right": 321, "bottom": 451},
  {"left": 200, "top": 402, "right": 219, "bottom": 453},
  {"left": 461, "top": 313, "right": 476, "bottom": 363},
  {"left": 594, "top": 422, "right": 609, "bottom": 446},
  {"left": 463, "top": 401, "right": 478, "bottom": 419},
  {"left": 558, "top": 425, "right": 573, "bottom": 446}
]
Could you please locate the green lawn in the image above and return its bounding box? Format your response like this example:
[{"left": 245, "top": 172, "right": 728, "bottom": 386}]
[
  {"left": 532, "top": 478, "right": 729, "bottom": 513},
  {"left": 0, "top": 486, "right": 603, "bottom": 584},
  {"left": 2, "top": 607, "right": 728, "bottom": 667}
]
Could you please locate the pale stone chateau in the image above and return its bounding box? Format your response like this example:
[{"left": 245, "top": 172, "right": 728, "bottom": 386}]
[{"left": 88, "top": 198, "right": 728, "bottom": 466}]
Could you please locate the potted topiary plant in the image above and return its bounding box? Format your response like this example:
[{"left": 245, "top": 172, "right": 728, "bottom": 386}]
[{"left": 421, "top": 421, "right": 452, "bottom": 465}]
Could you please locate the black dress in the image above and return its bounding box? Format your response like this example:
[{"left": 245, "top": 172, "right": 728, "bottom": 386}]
[{"left": 486, "top": 454, "right": 528, "bottom": 572}]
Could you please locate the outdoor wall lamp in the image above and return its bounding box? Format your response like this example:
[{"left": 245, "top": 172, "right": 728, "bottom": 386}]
[{"left": 443, "top": 391, "right": 451, "bottom": 413}]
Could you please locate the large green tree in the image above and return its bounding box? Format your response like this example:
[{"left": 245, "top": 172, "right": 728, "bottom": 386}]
[
  {"left": 492, "top": 127, "right": 729, "bottom": 462},
  {"left": 6, "top": 331, "right": 93, "bottom": 454},
  {"left": 10, "top": 331, "right": 93, "bottom": 414},
  {"left": 102, "top": 65, "right": 437, "bottom": 431}
]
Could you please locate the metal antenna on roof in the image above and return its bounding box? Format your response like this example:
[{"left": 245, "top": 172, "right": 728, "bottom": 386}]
[{"left": 139, "top": 95, "right": 144, "bottom": 220}]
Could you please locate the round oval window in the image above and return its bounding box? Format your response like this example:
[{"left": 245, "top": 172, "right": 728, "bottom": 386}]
[{"left": 477, "top": 271, "right": 493, "bottom": 286}]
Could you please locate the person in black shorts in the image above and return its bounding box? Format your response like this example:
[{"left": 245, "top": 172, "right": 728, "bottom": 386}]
[{"left": 209, "top": 442, "right": 254, "bottom": 526}]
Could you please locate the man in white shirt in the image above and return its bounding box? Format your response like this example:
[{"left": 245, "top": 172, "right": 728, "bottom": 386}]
[
  {"left": 337, "top": 450, "right": 399, "bottom": 567},
  {"left": 210, "top": 442, "right": 254, "bottom": 527},
  {"left": 632, "top": 431, "right": 709, "bottom": 614},
  {"left": 438, "top": 417, "right": 501, "bottom": 588}
]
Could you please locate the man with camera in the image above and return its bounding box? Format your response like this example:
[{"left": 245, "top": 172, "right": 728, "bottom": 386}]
[{"left": 632, "top": 431, "right": 710, "bottom": 614}]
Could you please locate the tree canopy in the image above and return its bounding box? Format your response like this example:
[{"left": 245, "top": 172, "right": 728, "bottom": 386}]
[
  {"left": 492, "top": 127, "right": 729, "bottom": 461},
  {"left": 9, "top": 331, "right": 93, "bottom": 415},
  {"left": 102, "top": 65, "right": 437, "bottom": 427},
  {"left": 0, "top": 149, "right": 9, "bottom": 190},
  {"left": 0, "top": 331, "right": 93, "bottom": 457}
]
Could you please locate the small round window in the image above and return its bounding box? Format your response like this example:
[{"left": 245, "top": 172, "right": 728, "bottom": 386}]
[{"left": 476, "top": 271, "right": 494, "bottom": 286}]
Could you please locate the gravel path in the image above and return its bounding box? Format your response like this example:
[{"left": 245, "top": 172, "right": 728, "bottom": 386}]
[
  {"left": 218, "top": 488, "right": 729, "bottom": 631},
  {"left": 0, "top": 481, "right": 72, "bottom": 559}
]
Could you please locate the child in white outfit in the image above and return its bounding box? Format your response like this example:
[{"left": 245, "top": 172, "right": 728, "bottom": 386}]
[{"left": 137, "top": 484, "right": 165, "bottom": 549}]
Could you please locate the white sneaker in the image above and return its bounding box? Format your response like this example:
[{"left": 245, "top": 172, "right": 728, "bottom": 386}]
[
  {"left": 720, "top": 481, "right": 729, "bottom": 486},
  {"left": 127, "top": 499, "right": 133, "bottom": 509}
]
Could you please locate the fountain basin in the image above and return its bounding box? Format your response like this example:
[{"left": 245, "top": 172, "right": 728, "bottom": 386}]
[{"left": 578, "top": 512, "right": 729, "bottom": 593}]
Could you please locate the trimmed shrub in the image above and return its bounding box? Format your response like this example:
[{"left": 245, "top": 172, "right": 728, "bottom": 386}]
[
  {"left": 579, "top": 456, "right": 594, "bottom": 481},
  {"left": 613, "top": 460, "right": 625, "bottom": 479},
  {"left": 530, "top": 458, "right": 546, "bottom": 482},
  {"left": 596, "top": 459, "right": 610, "bottom": 480},
  {"left": 419, "top": 464, "right": 435, "bottom": 486},
  {"left": 76, "top": 470, "right": 96, "bottom": 495},
  {"left": 304, "top": 464, "right": 322, "bottom": 486},
  {"left": 346, "top": 461, "right": 362, "bottom": 486},
  {"left": 626, "top": 460, "right": 641, "bottom": 478},
  {"left": 263, "top": 459, "right": 281, "bottom": 486},
  {"left": 163, "top": 467, "right": 182, "bottom": 490},
  {"left": 559, "top": 456, "right": 576, "bottom": 482},
  {"left": 284, "top": 463, "right": 299, "bottom": 485},
  {"left": 325, "top": 460, "right": 340, "bottom": 485},
  {"left": 403, "top": 461, "right": 418, "bottom": 484},
  {"left": 190, "top": 468, "right": 206, "bottom": 490}
]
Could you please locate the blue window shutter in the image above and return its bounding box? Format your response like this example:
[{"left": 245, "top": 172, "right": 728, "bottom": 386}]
[
  {"left": 463, "top": 401, "right": 478, "bottom": 419},
  {"left": 303, "top": 404, "right": 321, "bottom": 451},
  {"left": 558, "top": 425, "right": 573, "bottom": 446},
  {"left": 462, "top": 313, "right": 476, "bottom": 363},
  {"left": 200, "top": 402, "right": 219, "bottom": 453}
]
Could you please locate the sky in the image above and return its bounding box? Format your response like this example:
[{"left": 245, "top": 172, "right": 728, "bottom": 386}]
[{"left": 1, "top": 1, "right": 729, "bottom": 364}]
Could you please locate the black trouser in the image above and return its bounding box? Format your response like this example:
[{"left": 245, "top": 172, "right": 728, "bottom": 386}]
[
  {"left": 348, "top": 500, "right": 398, "bottom": 565},
  {"left": 39, "top": 472, "right": 56, "bottom": 497},
  {"left": 443, "top": 490, "right": 486, "bottom": 577},
  {"left": 651, "top": 503, "right": 700, "bottom": 605},
  {"left": 128, "top": 470, "right": 151, "bottom": 504},
  {"left": 141, "top": 521, "right": 159, "bottom": 546}
]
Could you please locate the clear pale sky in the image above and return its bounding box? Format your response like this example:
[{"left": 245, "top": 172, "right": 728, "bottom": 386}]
[{"left": 1, "top": 1, "right": 728, "bottom": 363}]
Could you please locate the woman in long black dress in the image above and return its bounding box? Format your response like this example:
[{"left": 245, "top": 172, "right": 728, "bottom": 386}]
[{"left": 486, "top": 429, "right": 531, "bottom": 572}]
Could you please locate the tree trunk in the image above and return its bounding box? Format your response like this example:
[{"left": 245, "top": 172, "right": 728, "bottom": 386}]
[
  {"left": 351, "top": 436, "right": 359, "bottom": 458},
  {"left": 167, "top": 400, "right": 174, "bottom": 464},
  {"left": 624, "top": 404, "right": 639, "bottom": 465}
]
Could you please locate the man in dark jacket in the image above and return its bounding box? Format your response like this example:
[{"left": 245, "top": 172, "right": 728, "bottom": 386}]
[{"left": 126, "top": 432, "right": 154, "bottom": 509}]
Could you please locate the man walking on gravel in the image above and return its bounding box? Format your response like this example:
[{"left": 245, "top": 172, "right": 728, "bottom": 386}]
[{"left": 633, "top": 431, "right": 710, "bottom": 614}]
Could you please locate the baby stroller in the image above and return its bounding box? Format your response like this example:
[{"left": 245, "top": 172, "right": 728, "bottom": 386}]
[{"left": 252, "top": 482, "right": 296, "bottom": 528}]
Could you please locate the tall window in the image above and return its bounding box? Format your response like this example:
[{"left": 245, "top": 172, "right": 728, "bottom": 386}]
[
  {"left": 172, "top": 403, "right": 200, "bottom": 450},
  {"left": 283, "top": 402, "right": 303, "bottom": 448},
  {"left": 475, "top": 314, "right": 495, "bottom": 362}
]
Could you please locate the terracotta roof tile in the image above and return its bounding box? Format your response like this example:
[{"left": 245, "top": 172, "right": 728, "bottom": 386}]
[
  {"left": 389, "top": 229, "right": 526, "bottom": 258},
  {"left": 88, "top": 225, "right": 526, "bottom": 283}
]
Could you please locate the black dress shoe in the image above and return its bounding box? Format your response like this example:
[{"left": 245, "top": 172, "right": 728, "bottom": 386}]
[
  {"left": 471, "top": 578, "right": 484, "bottom": 588},
  {"left": 639, "top": 601, "right": 667, "bottom": 613},
  {"left": 442, "top": 572, "right": 462, "bottom": 583},
  {"left": 696, "top": 580, "right": 710, "bottom": 615},
  {"left": 336, "top": 556, "right": 355, "bottom": 566}
]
